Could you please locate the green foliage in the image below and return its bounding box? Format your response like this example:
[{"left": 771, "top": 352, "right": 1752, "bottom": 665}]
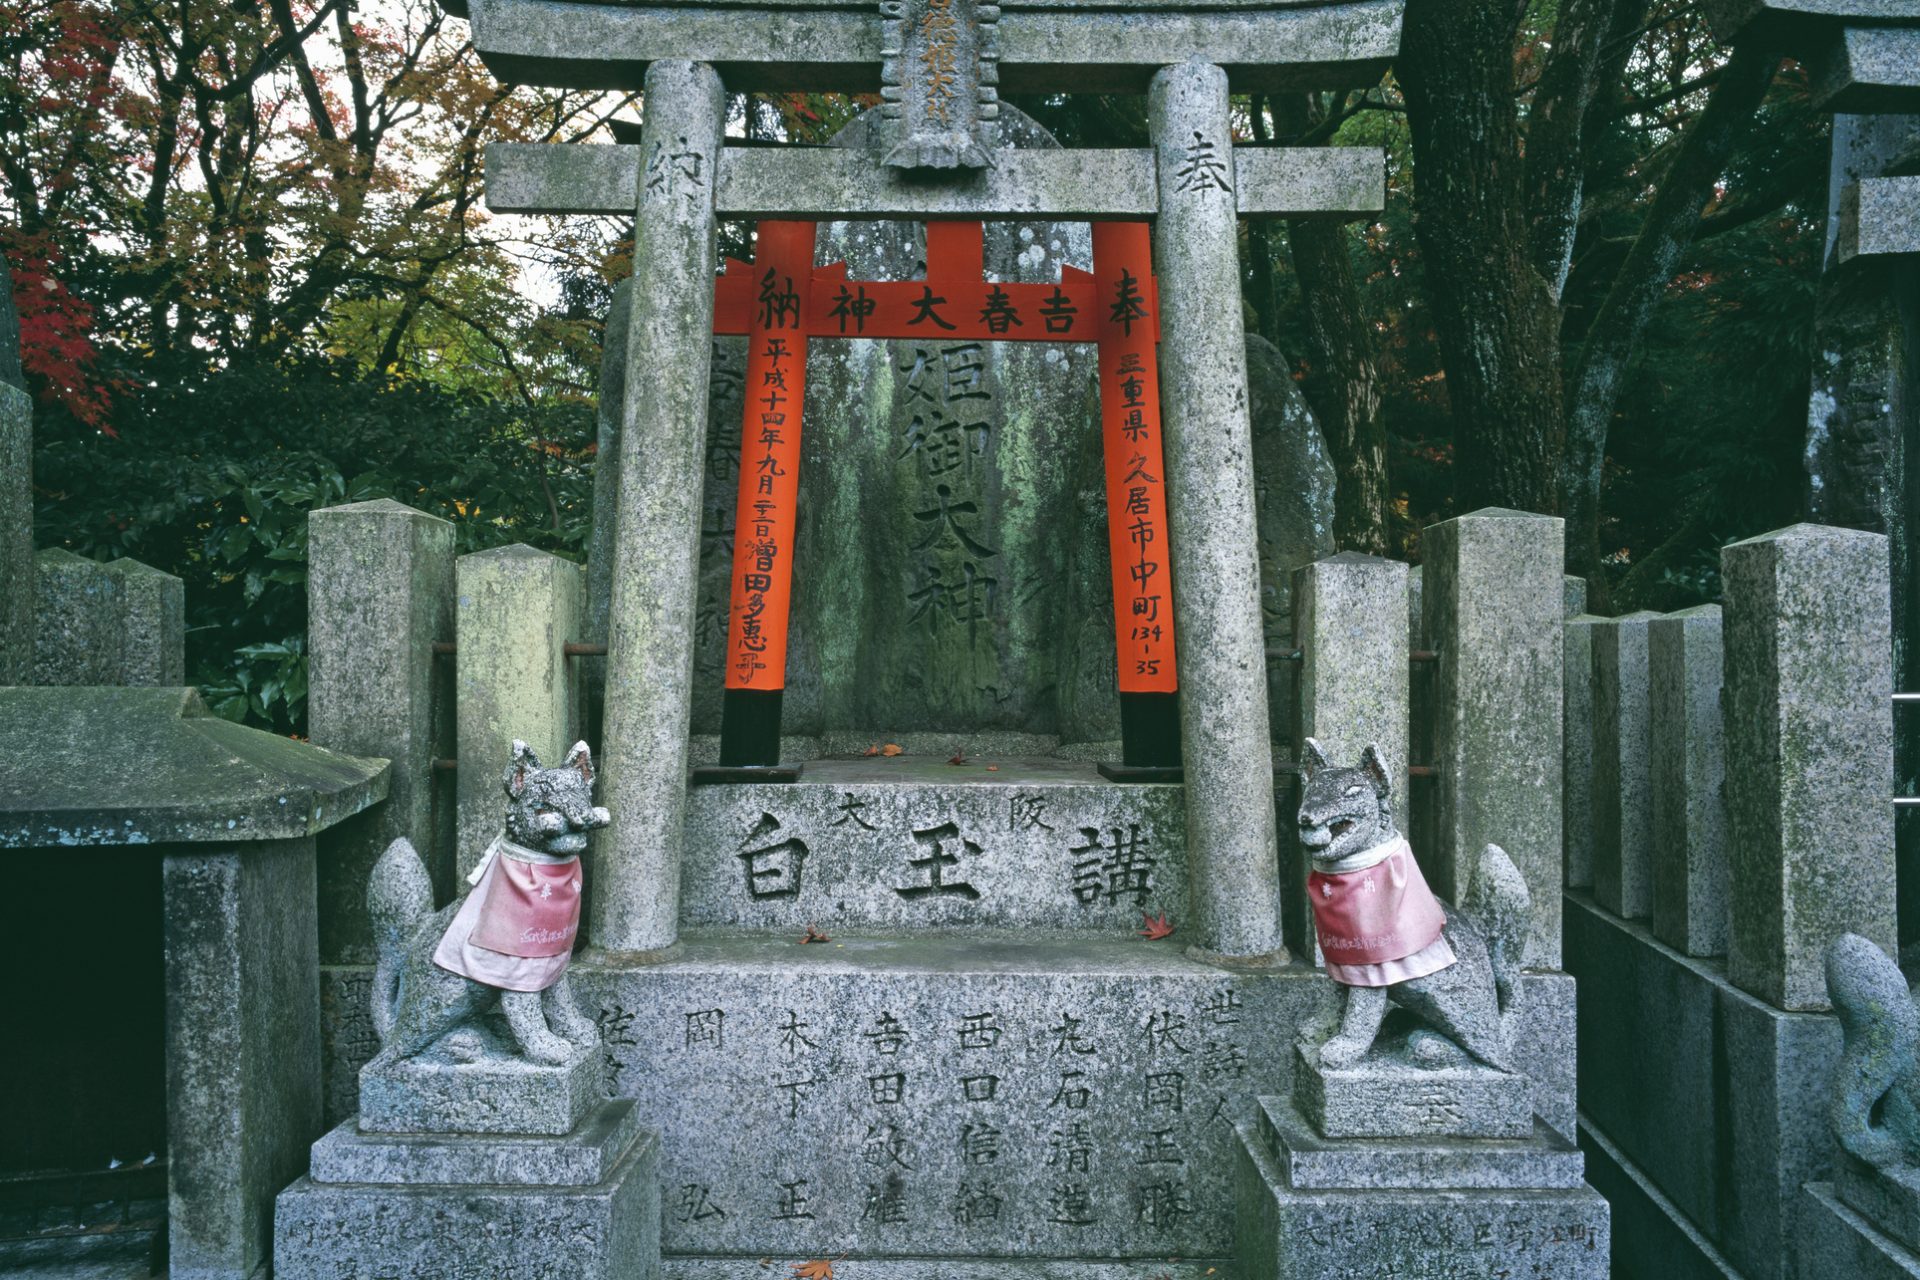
[{"left": 34, "top": 358, "right": 595, "bottom": 735}]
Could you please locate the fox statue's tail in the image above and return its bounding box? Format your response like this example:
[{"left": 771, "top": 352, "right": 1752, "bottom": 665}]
[
  {"left": 1827, "top": 933, "right": 1920, "bottom": 1167},
  {"left": 1463, "top": 842, "right": 1530, "bottom": 1016},
  {"left": 367, "top": 837, "right": 434, "bottom": 1044}
]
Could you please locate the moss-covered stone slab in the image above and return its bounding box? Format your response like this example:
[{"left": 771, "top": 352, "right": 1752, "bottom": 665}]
[{"left": 0, "top": 686, "right": 390, "bottom": 848}]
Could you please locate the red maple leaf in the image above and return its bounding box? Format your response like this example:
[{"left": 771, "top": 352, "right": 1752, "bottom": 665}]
[{"left": 1139, "top": 912, "right": 1176, "bottom": 941}]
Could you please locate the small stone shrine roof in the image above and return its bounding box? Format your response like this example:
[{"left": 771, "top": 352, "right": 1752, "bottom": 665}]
[{"left": 0, "top": 686, "right": 390, "bottom": 848}]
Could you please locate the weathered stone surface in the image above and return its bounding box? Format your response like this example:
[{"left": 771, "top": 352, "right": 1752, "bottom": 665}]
[
  {"left": 1284, "top": 553, "right": 1405, "bottom": 957},
  {"left": 1841, "top": 1155, "right": 1920, "bottom": 1255},
  {"left": 1650, "top": 605, "right": 1729, "bottom": 956},
  {"left": 659, "top": 1264, "right": 1231, "bottom": 1280},
  {"left": 1843, "top": 175, "right": 1920, "bottom": 261},
  {"left": 1421, "top": 508, "right": 1565, "bottom": 967},
  {"left": 1255, "top": 339, "right": 1338, "bottom": 750},
  {"left": 462, "top": 0, "right": 1406, "bottom": 96},
  {"left": 454, "top": 543, "right": 584, "bottom": 875},
  {"left": 0, "top": 261, "right": 21, "bottom": 393},
  {"left": 1816, "top": 27, "right": 1920, "bottom": 114},
  {"left": 1722, "top": 523, "right": 1895, "bottom": 1011},
  {"left": 310, "top": 1100, "right": 646, "bottom": 1187},
  {"left": 1564, "top": 614, "right": 1601, "bottom": 890},
  {"left": 308, "top": 499, "right": 455, "bottom": 964},
  {"left": 1256, "top": 1097, "right": 1585, "bottom": 1190},
  {"left": 32, "top": 549, "right": 185, "bottom": 687},
  {"left": 682, "top": 758, "right": 1185, "bottom": 934},
  {"left": 1510, "top": 970, "right": 1579, "bottom": 1142},
  {"left": 594, "top": 60, "right": 732, "bottom": 957},
  {"left": 1803, "top": 1181, "right": 1920, "bottom": 1280},
  {"left": 1579, "top": 1117, "right": 1745, "bottom": 1280},
  {"left": 0, "top": 686, "right": 389, "bottom": 847},
  {"left": 1235, "top": 1115, "right": 1609, "bottom": 1280},
  {"left": 1563, "top": 574, "right": 1588, "bottom": 617},
  {"left": 1591, "top": 609, "right": 1659, "bottom": 920},
  {"left": 1293, "top": 1041, "right": 1534, "bottom": 1140},
  {"left": 1706, "top": 0, "right": 1920, "bottom": 43},
  {"left": 320, "top": 964, "right": 380, "bottom": 1128},
  {"left": 1290, "top": 555, "right": 1402, "bottom": 791},
  {"left": 491, "top": 140, "right": 1385, "bottom": 220},
  {"left": 1567, "top": 891, "right": 1844, "bottom": 1280},
  {"left": 163, "top": 837, "right": 323, "bottom": 1280},
  {"left": 275, "top": 1124, "right": 659, "bottom": 1280},
  {"left": 0, "top": 381, "right": 29, "bottom": 685},
  {"left": 360, "top": 1034, "right": 605, "bottom": 1137},
  {"left": 1827, "top": 932, "right": 1920, "bottom": 1171},
  {"left": 1151, "top": 58, "right": 1283, "bottom": 961},
  {"left": 577, "top": 934, "right": 1336, "bottom": 1258}
]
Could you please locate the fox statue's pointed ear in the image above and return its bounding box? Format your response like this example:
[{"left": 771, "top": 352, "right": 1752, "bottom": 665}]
[
  {"left": 1360, "top": 743, "right": 1393, "bottom": 798},
  {"left": 503, "top": 740, "right": 540, "bottom": 797},
  {"left": 563, "top": 741, "right": 593, "bottom": 785},
  {"left": 1301, "top": 738, "right": 1331, "bottom": 777}
]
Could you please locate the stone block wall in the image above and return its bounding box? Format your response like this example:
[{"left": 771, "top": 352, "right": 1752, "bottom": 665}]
[
  {"left": 31, "top": 548, "right": 185, "bottom": 686},
  {"left": 1566, "top": 520, "right": 1895, "bottom": 1280}
]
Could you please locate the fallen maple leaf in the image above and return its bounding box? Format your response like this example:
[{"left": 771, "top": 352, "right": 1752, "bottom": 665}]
[
  {"left": 881, "top": 743, "right": 903, "bottom": 757},
  {"left": 863, "top": 744, "right": 880, "bottom": 757},
  {"left": 1140, "top": 912, "right": 1176, "bottom": 941},
  {"left": 985, "top": 764, "right": 999, "bottom": 771},
  {"left": 792, "top": 1258, "right": 841, "bottom": 1280},
  {"left": 800, "top": 924, "right": 831, "bottom": 944},
  {"left": 947, "top": 752, "right": 967, "bottom": 765}
]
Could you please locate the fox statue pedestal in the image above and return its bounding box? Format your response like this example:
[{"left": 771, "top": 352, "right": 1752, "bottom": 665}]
[
  {"left": 1233, "top": 739, "right": 1609, "bottom": 1280},
  {"left": 274, "top": 741, "right": 661, "bottom": 1280}
]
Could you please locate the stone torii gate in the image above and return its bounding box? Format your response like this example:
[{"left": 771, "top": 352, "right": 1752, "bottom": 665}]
[{"left": 449, "top": 0, "right": 1402, "bottom": 964}]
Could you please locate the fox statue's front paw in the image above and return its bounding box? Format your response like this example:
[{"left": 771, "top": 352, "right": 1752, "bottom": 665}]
[
  {"left": 549, "top": 1003, "right": 599, "bottom": 1049},
  {"left": 1318, "top": 1032, "right": 1372, "bottom": 1069},
  {"left": 518, "top": 1029, "right": 574, "bottom": 1065}
]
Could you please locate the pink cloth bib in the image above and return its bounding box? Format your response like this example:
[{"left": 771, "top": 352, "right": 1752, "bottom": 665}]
[
  {"left": 1307, "top": 838, "right": 1447, "bottom": 968},
  {"left": 470, "top": 853, "right": 583, "bottom": 958}
]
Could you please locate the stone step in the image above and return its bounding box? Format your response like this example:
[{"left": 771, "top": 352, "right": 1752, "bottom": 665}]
[
  {"left": 662, "top": 1259, "right": 1235, "bottom": 1280},
  {"left": 680, "top": 757, "right": 1188, "bottom": 937}
]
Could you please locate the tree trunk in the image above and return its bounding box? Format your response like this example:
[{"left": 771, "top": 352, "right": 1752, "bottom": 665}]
[
  {"left": 1560, "top": 42, "right": 1780, "bottom": 590},
  {"left": 1396, "top": 0, "right": 1567, "bottom": 517},
  {"left": 1265, "top": 96, "right": 1391, "bottom": 554}
]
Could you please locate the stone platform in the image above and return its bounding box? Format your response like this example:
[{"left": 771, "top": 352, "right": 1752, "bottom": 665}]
[
  {"left": 1802, "top": 1182, "right": 1920, "bottom": 1279},
  {"left": 1294, "top": 1040, "right": 1535, "bottom": 1140},
  {"left": 1235, "top": 1101, "right": 1609, "bottom": 1280},
  {"left": 358, "top": 1030, "right": 604, "bottom": 1136},
  {"left": 274, "top": 1100, "right": 659, "bottom": 1280},
  {"left": 680, "top": 756, "right": 1186, "bottom": 935}
]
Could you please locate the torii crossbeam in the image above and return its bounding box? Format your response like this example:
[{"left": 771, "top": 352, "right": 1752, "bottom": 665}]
[{"left": 442, "top": 0, "right": 1402, "bottom": 966}]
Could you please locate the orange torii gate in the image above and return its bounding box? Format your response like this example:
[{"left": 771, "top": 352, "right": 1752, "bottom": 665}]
[{"left": 708, "top": 219, "right": 1177, "bottom": 768}]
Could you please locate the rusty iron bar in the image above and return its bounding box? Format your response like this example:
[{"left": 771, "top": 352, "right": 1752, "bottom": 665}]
[
  {"left": 1411, "top": 649, "right": 1438, "bottom": 663},
  {"left": 431, "top": 640, "right": 456, "bottom": 656},
  {"left": 433, "top": 758, "right": 457, "bottom": 772}
]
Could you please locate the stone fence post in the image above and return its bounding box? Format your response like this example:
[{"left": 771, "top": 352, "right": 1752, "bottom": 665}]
[
  {"left": 1288, "top": 552, "right": 1409, "bottom": 958},
  {"left": 307, "top": 499, "right": 454, "bottom": 964},
  {"left": 455, "top": 545, "right": 584, "bottom": 877},
  {"left": 1649, "top": 604, "right": 1729, "bottom": 957},
  {"left": 1421, "top": 507, "right": 1565, "bottom": 968},
  {"left": 1592, "top": 610, "right": 1659, "bottom": 920},
  {"left": 1722, "top": 523, "right": 1894, "bottom": 1010},
  {"left": 33, "top": 549, "right": 185, "bottom": 686},
  {"left": 1563, "top": 613, "right": 1601, "bottom": 890}
]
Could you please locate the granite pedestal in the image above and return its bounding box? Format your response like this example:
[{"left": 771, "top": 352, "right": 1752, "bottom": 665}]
[
  {"left": 358, "top": 1031, "right": 604, "bottom": 1136},
  {"left": 275, "top": 1100, "right": 660, "bottom": 1280},
  {"left": 1295, "top": 1040, "right": 1535, "bottom": 1140},
  {"left": 1236, "top": 1097, "right": 1610, "bottom": 1280}
]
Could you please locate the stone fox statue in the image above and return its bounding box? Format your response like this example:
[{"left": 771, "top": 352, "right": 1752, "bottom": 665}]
[
  {"left": 366, "top": 740, "right": 610, "bottom": 1068},
  {"left": 1825, "top": 933, "right": 1920, "bottom": 1170},
  {"left": 1296, "top": 739, "right": 1531, "bottom": 1070}
]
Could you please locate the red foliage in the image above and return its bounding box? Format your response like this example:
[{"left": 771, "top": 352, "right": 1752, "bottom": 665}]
[{"left": 5, "top": 241, "right": 118, "bottom": 435}]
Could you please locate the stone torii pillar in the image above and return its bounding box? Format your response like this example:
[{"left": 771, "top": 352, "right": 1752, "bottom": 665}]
[{"left": 455, "top": 0, "right": 1401, "bottom": 961}]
